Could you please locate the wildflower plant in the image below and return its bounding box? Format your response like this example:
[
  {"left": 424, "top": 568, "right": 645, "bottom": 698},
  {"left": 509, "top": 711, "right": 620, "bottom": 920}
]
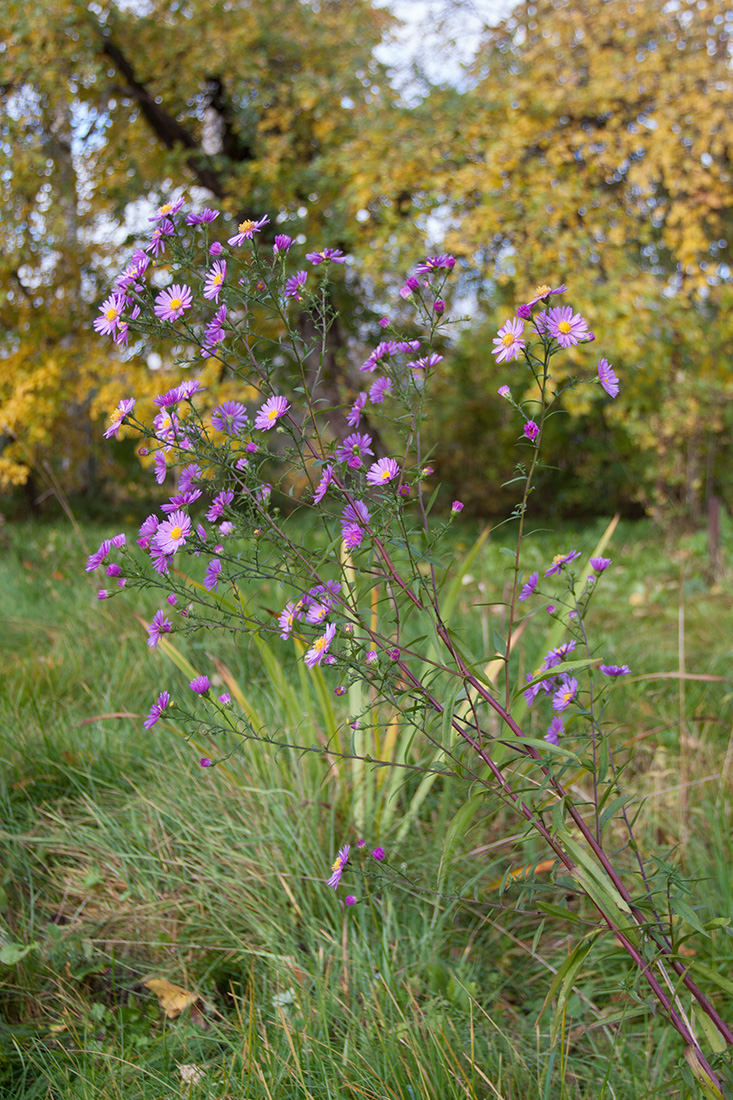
[{"left": 88, "top": 201, "right": 732, "bottom": 1094}]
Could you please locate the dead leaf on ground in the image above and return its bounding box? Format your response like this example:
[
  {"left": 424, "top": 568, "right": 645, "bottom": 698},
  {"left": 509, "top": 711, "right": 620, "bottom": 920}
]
[{"left": 144, "top": 976, "right": 199, "bottom": 1018}]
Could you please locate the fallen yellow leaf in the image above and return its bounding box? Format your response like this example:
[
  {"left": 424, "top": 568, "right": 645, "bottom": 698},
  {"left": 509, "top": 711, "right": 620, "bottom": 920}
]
[{"left": 144, "top": 977, "right": 199, "bottom": 1018}]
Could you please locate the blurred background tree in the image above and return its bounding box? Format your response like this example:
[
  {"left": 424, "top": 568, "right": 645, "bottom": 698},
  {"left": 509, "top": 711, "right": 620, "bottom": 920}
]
[{"left": 1, "top": 0, "right": 732, "bottom": 524}]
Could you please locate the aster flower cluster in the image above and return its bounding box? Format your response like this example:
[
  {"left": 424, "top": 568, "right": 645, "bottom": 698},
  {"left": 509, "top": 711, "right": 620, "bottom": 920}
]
[
  {"left": 490, "top": 285, "right": 621, "bottom": 449},
  {"left": 327, "top": 840, "right": 387, "bottom": 906}
]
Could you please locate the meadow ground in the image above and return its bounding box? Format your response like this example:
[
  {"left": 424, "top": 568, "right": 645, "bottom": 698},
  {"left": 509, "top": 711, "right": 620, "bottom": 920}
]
[{"left": 1, "top": 512, "right": 732, "bottom": 1099}]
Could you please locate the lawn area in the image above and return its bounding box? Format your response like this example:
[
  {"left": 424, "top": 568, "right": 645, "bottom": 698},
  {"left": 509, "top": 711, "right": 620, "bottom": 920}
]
[{"left": 1, "top": 513, "right": 732, "bottom": 1098}]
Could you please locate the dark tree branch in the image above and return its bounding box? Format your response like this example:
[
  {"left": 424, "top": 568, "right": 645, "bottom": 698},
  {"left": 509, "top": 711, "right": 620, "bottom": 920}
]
[{"left": 99, "top": 37, "right": 228, "bottom": 198}]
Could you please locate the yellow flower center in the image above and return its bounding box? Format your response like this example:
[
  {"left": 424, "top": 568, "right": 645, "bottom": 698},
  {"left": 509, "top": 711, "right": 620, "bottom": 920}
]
[
  {"left": 331, "top": 855, "right": 344, "bottom": 872},
  {"left": 558, "top": 320, "right": 572, "bottom": 334},
  {"left": 562, "top": 690, "right": 573, "bottom": 704},
  {"left": 552, "top": 554, "right": 564, "bottom": 564},
  {"left": 267, "top": 408, "right": 279, "bottom": 421},
  {"left": 160, "top": 415, "right": 172, "bottom": 430},
  {"left": 110, "top": 408, "right": 123, "bottom": 424},
  {"left": 502, "top": 332, "right": 516, "bottom": 347},
  {"left": 158, "top": 202, "right": 173, "bottom": 216},
  {"left": 534, "top": 283, "right": 551, "bottom": 298},
  {"left": 213, "top": 272, "right": 224, "bottom": 286},
  {"left": 168, "top": 296, "right": 183, "bottom": 311},
  {"left": 313, "top": 636, "right": 327, "bottom": 653},
  {"left": 105, "top": 305, "right": 119, "bottom": 321},
  {"left": 238, "top": 219, "right": 255, "bottom": 234},
  {"left": 380, "top": 470, "right": 391, "bottom": 481},
  {"left": 170, "top": 525, "right": 183, "bottom": 540}
]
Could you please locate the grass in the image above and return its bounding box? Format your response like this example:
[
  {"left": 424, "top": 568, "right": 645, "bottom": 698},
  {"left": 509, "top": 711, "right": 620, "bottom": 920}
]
[{"left": 1, "top": 512, "right": 733, "bottom": 1097}]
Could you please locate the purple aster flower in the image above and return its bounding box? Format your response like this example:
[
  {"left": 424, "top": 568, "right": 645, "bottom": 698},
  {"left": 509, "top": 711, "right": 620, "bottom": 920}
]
[
  {"left": 378, "top": 317, "right": 390, "bottom": 327},
  {"left": 203, "top": 259, "right": 226, "bottom": 301},
  {"left": 553, "top": 676, "right": 578, "bottom": 712},
  {"left": 492, "top": 318, "right": 525, "bottom": 363},
  {"left": 309, "top": 580, "right": 341, "bottom": 607},
  {"left": 178, "top": 463, "right": 201, "bottom": 493},
  {"left": 144, "top": 690, "right": 170, "bottom": 730},
  {"left": 203, "top": 558, "right": 222, "bottom": 592},
  {"left": 407, "top": 353, "right": 443, "bottom": 371},
  {"left": 202, "top": 303, "right": 227, "bottom": 353},
  {"left": 219, "top": 521, "right": 235, "bottom": 537},
  {"left": 93, "top": 292, "right": 126, "bottom": 336},
  {"left": 97, "top": 589, "right": 109, "bottom": 600},
  {"left": 185, "top": 207, "right": 219, "bottom": 225},
  {"left": 397, "top": 339, "right": 421, "bottom": 354},
  {"left": 285, "top": 270, "right": 308, "bottom": 300},
  {"left": 366, "top": 457, "right": 400, "bottom": 486},
  {"left": 210, "top": 241, "right": 223, "bottom": 256},
  {"left": 306, "top": 602, "right": 329, "bottom": 625},
  {"left": 336, "top": 432, "right": 374, "bottom": 469},
  {"left": 149, "top": 198, "right": 184, "bottom": 222},
  {"left": 544, "top": 640, "right": 577, "bottom": 668},
  {"left": 544, "top": 549, "right": 581, "bottom": 577},
  {"left": 369, "top": 377, "right": 393, "bottom": 404},
  {"left": 161, "top": 489, "right": 201, "bottom": 514},
  {"left": 273, "top": 234, "right": 292, "bottom": 254},
  {"left": 518, "top": 571, "right": 538, "bottom": 601},
  {"left": 206, "top": 490, "right": 234, "bottom": 522},
  {"left": 365, "top": 649, "right": 378, "bottom": 663},
  {"left": 147, "top": 610, "right": 173, "bottom": 648},
  {"left": 190, "top": 675, "right": 211, "bottom": 694},
  {"left": 372, "top": 847, "right": 385, "bottom": 860},
  {"left": 146, "top": 219, "right": 175, "bottom": 257},
  {"left": 516, "top": 303, "right": 532, "bottom": 320},
  {"left": 154, "top": 451, "right": 167, "bottom": 485},
  {"left": 524, "top": 420, "right": 540, "bottom": 443},
  {"left": 451, "top": 500, "right": 464, "bottom": 514},
  {"left": 105, "top": 562, "right": 121, "bottom": 578},
  {"left": 211, "top": 401, "right": 247, "bottom": 435},
  {"left": 151, "top": 551, "right": 171, "bottom": 575},
  {"left": 254, "top": 395, "right": 290, "bottom": 430},
  {"left": 137, "top": 514, "right": 159, "bottom": 549},
  {"left": 227, "top": 215, "right": 270, "bottom": 246},
  {"left": 153, "top": 386, "right": 183, "bottom": 409},
  {"left": 526, "top": 283, "right": 566, "bottom": 307},
  {"left": 388, "top": 649, "right": 400, "bottom": 661},
  {"left": 399, "top": 276, "right": 420, "bottom": 299},
  {"left": 103, "top": 398, "right": 136, "bottom": 439},
  {"left": 305, "top": 623, "right": 337, "bottom": 668},
  {"left": 345, "top": 894, "right": 357, "bottom": 906},
  {"left": 343, "top": 500, "right": 371, "bottom": 526},
  {"left": 200, "top": 757, "right": 212, "bottom": 767},
  {"left": 399, "top": 485, "right": 411, "bottom": 498},
  {"left": 533, "top": 310, "right": 550, "bottom": 336},
  {"left": 361, "top": 340, "right": 397, "bottom": 373},
  {"left": 218, "top": 693, "right": 231, "bottom": 704},
  {"left": 306, "top": 248, "right": 346, "bottom": 264},
  {"left": 334, "top": 686, "right": 346, "bottom": 696},
  {"left": 545, "top": 716, "right": 564, "bottom": 745},
  {"left": 590, "top": 556, "right": 611, "bottom": 572},
  {"left": 597, "top": 358, "right": 620, "bottom": 398},
  {"left": 600, "top": 664, "right": 631, "bottom": 677},
  {"left": 154, "top": 510, "right": 192, "bottom": 554},
  {"left": 177, "top": 380, "right": 204, "bottom": 400},
  {"left": 154, "top": 284, "right": 193, "bottom": 322},
  {"left": 346, "top": 393, "right": 368, "bottom": 427},
  {"left": 111, "top": 533, "right": 126, "bottom": 549},
  {"left": 548, "top": 306, "right": 589, "bottom": 347},
  {"left": 498, "top": 385, "right": 511, "bottom": 399},
  {"left": 433, "top": 299, "right": 445, "bottom": 314},
  {"left": 327, "top": 843, "right": 350, "bottom": 889},
  {"left": 313, "top": 465, "right": 333, "bottom": 505},
  {"left": 167, "top": 593, "right": 177, "bottom": 605},
  {"left": 279, "top": 599, "right": 304, "bottom": 639},
  {"left": 414, "top": 254, "right": 455, "bottom": 273},
  {"left": 86, "top": 538, "right": 111, "bottom": 572},
  {"left": 342, "top": 522, "right": 364, "bottom": 549}
]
